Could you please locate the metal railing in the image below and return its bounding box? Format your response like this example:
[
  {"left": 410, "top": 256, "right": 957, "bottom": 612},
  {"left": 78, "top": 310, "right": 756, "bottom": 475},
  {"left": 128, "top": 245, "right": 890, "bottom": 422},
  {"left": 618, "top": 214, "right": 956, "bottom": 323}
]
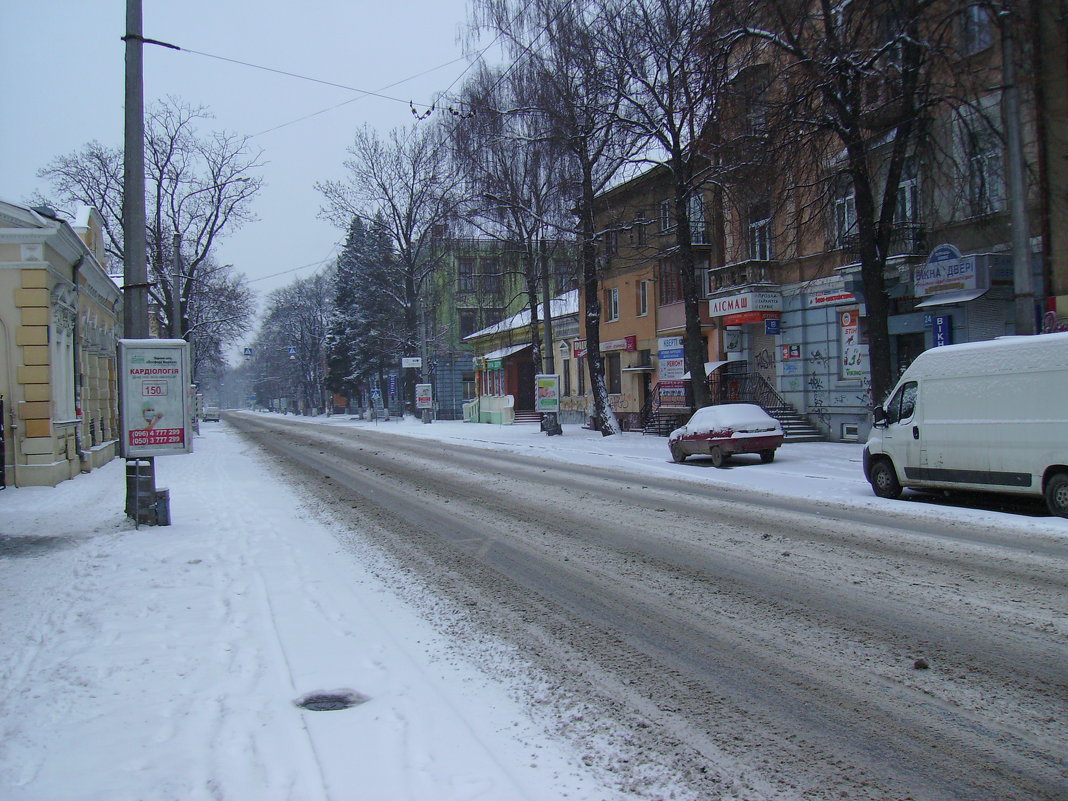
[{"left": 708, "top": 371, "right": 789, "bottom": 410}]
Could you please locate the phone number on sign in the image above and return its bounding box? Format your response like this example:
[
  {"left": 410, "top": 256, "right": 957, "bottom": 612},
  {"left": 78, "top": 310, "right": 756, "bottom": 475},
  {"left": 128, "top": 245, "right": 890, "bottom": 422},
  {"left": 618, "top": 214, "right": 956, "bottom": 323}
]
[{"left": 128, "top": 428, "right": 184, "bottom": 447}]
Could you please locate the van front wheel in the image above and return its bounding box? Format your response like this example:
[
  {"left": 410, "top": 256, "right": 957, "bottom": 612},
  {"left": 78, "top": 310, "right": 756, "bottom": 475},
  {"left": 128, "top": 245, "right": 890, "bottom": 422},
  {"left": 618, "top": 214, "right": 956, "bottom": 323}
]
[
  {"left": 1045, "top": 471, "right": 1068, "bottom": 518},
  {"left": 870, "top": 458, "right": 902, "bottom": 499}
]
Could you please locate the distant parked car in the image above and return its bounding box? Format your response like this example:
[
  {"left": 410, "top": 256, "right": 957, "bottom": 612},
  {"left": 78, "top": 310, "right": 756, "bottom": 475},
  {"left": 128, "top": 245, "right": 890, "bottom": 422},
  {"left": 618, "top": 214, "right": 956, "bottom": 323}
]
[
  {"left": 669, "top": 403, "right": 784, "bottom": 467},
  {"left": 203, "top": 406, "right": 221, "bottom": 422}
]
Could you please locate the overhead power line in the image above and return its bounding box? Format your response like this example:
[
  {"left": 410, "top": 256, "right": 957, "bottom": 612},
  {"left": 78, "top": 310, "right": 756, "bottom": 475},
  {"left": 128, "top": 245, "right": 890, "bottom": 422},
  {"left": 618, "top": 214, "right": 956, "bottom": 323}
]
[{"left": 125, "top": 33, "right": 435, "bottom": 110}]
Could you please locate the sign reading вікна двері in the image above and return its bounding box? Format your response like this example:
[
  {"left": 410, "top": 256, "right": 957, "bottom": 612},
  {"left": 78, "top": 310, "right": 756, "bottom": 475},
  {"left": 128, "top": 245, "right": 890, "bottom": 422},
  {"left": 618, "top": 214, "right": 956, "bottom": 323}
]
[{"left": 119, "top": 339, "right": 193, "bottom": 458}]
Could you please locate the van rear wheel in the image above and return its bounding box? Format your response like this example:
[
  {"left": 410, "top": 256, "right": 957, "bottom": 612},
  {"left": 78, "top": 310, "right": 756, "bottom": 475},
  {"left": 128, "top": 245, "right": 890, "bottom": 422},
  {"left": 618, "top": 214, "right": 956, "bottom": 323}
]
[
  {"left": 1045, "top": 471, "right": 1068, "bottom": 518},
  {"left": 870, "top": 458, "right": 902, "bottom": 499}
]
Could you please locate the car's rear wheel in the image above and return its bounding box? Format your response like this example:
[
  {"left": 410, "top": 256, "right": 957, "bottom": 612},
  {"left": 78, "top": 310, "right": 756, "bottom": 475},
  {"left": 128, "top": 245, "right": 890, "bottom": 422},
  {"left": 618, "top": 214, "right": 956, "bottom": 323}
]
[
  {"left": 1045, "top": 471, "right": 1068, "bottom": 518},
  {"left": 670, "top": 443, "right": 687, "bottom": 463},
  {"left": 760, "top": 449, "right": 776, "bottom": 463},
  {"left": 708, "top": 446, "right": 725, "bottom": 468},
  {"left": 869, "top": 458, "right": 902, "bottom": 499}
]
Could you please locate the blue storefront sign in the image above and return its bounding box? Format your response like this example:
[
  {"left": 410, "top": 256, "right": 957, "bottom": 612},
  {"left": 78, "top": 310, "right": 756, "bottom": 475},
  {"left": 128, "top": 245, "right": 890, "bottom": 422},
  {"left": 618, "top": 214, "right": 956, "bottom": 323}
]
[
  {"left": 933, "top": 314, "right": 953, "bottom": 347},
  {"left": 764, "top": 318, "right": 781, "bottom": 335}
]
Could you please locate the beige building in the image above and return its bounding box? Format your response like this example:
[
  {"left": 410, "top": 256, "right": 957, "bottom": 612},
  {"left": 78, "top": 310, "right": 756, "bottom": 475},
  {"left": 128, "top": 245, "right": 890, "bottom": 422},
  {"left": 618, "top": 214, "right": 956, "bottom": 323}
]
[{"left": 0, "top": 200, "right": 123, "bottom": 487}]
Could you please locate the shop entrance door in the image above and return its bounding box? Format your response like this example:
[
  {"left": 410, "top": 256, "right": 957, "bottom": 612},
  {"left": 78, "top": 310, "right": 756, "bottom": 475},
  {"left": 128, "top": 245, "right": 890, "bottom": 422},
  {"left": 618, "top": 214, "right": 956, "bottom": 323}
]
[
  {"left": 516, "top": 360, "right": 536, "bottom": 410},
  {"left": 894, "top": 332, "right": 925, "bottom": 378}
]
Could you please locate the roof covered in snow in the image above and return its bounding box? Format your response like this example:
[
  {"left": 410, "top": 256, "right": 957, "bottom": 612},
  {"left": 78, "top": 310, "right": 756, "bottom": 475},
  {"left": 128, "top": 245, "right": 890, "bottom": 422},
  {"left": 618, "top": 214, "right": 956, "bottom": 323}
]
[{"left": 463, "top": 290, "right": 579, "bottom": 342}]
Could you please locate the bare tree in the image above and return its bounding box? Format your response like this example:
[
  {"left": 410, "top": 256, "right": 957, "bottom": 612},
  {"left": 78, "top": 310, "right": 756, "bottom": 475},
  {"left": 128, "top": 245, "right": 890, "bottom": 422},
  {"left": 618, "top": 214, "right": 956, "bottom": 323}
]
[
  {"left": 317, "top": 124, "right": 463, "bottom": 412},
  {"left": 250, "top": 272, "right": 332, "bottom": 414},
  {"left": 183, "top": 261, "right": 255, "bottom": 384},
  {"left": 473, "top": 0, "right": 640, "bottom": 435},
  {"left": 450, "top": 61, "right": 575, "bottom": 378},
  {"left": 718, "top": 0, "right": 957, "bottom": 405},
  {"left": 604, "top": 0, "right": 724, "bottom": 408},
  {"left": 36, "top": 96, "right": 262, "bottom": 377}
]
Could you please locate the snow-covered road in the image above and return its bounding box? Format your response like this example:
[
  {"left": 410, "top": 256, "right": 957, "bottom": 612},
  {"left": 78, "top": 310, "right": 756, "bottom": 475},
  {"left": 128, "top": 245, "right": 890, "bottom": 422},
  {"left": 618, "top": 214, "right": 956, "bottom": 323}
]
[{"left": 234, "top": 413, "right": 1068, "bottom": 800}]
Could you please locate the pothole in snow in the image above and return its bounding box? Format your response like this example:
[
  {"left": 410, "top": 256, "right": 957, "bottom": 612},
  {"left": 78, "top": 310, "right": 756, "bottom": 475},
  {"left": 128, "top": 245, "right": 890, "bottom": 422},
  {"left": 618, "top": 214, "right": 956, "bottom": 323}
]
[{"left": 294, "top": 689, "right": 370, "bottom": 711}]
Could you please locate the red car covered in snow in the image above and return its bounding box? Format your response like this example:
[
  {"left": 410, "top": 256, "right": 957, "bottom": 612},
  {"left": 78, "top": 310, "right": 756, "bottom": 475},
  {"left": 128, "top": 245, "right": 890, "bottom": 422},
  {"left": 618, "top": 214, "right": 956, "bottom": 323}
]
[{"left": 668, "top": 403, "right": 784, "bottom": 467}]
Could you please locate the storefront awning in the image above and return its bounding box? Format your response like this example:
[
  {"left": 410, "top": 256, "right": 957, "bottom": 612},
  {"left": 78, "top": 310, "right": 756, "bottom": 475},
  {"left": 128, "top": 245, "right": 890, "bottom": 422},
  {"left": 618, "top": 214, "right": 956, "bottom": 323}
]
[
  {"left": 681, "top": 359, "right": 743, "bottom": 379},
  {"left": 481, "top": 343, "right": 531, "bottom": 361},
  {"left": 914, "top": 288, "right": 989, "bottom": 308}
]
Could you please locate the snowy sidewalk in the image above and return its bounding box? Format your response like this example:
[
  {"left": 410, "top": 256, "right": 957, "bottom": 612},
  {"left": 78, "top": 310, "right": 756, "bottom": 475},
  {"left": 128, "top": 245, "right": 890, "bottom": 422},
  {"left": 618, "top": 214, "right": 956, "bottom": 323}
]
[{"left": 0, "top": 424, "right": 612, "bottom": 801}]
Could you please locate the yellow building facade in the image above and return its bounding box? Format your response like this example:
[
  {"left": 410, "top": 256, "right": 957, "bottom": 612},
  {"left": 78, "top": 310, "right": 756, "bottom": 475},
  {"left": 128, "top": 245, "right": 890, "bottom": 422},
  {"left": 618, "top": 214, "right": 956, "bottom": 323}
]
[{"left": 0, "top": 200, "right": 122, "bottom": 487}]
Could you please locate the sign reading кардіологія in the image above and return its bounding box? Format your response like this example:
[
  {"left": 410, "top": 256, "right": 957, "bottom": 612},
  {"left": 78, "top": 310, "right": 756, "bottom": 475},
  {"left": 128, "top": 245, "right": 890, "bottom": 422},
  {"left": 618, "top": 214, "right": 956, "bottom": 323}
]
[{"left": 119, "top": 339, "right": 193, "bottom": 458}]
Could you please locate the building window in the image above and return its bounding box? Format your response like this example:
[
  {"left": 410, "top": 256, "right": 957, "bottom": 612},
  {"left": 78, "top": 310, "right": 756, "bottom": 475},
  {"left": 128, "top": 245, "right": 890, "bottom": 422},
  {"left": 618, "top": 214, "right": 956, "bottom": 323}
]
[
  {"left": 961, "top": 5, "right": 993, "bottom": 55},
  {"left": 606, "top": 352, "right": 622, "bottom": 395},
  {"left": 458, "top": 258, "right": 474, "bottom": 292},
  {"left": 637, "top": 280, "right": 649, "bottom": 317},
  {"left": 604, "top": 229, "right": 618, "bottom": 256},
  {"left": 748, "top": 200, "right": 772, "bottom": 261},
  {"left": 894, "top": 158, "right": 919, "bottom": 225},
  {"left": 554, "top": 259, "right": 573, "bottom": 292},
  {"left": 604, "top": 287, "right": 619, "bottom": 322},
  {"left": 480, "top": 261, "right": 502, "bottom": 294},
  {"left": 459, "top": 309, "right": 477, "bottom": 338},
  {"left": 834, "top": 179, "right": 857, "bottom": 248},
  {"left": 659, "top": 199, "right": 673, "bottom": 232},
  {"left": 960, "top": 112, "right": 1004, "bottom": 216},
  {"left": 658, "top": 260, "right": 684, "bottom": 305},
  {"left": 634, "top": 215, "right": 648, "bottom": 247},
  {"left": 689, "top": 192, "right": 707, "bottom": 245},
  {"left": 483, "top": 307, "right": 504, "bottom": 327}
]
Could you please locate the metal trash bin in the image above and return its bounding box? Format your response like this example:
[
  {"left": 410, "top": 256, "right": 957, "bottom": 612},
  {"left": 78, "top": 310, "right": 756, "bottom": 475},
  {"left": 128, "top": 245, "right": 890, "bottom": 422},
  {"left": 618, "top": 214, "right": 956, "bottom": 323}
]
[{"left": 154, "top": 488, "right": 171, "bottom": 526}]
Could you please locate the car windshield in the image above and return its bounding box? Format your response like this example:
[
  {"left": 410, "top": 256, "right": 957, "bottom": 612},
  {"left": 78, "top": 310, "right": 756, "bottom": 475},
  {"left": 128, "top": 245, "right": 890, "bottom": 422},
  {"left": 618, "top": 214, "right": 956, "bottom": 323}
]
[{"left": 688, "top": 404, "right": 774, "bottom": 432}]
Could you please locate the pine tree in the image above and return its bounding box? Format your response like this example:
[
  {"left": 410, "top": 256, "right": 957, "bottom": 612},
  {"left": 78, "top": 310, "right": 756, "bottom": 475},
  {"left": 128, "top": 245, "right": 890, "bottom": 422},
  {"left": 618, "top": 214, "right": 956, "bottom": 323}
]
[{"left": 325, "top": 216, "right": 403, "bottom": 405}]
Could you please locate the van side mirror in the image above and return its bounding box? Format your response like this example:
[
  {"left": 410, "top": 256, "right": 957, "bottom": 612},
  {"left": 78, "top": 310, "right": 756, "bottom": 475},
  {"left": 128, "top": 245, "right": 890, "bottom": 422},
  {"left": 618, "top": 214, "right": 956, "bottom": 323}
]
[{"left": 872, "top": 406, "right": 887, "bottom": 427}]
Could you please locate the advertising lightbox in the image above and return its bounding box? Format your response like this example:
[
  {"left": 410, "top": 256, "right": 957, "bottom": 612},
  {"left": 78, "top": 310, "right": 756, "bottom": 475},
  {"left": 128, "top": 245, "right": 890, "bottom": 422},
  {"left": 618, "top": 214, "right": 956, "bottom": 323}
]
[{"left": 119, "top": 339, "right": 193, "bottom": 458}]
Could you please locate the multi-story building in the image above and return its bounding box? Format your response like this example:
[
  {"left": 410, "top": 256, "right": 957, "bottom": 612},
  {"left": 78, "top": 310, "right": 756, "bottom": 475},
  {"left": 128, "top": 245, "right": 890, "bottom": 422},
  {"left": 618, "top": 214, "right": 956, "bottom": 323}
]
[
  {"left": 428, "top": 237, "right": 576, "bottom": 420},
  {"left": 581, "top": 2, "right": 1057, "bottom": 443},
  {"left": 0, "top": 200, "right": 122, "bottom": 486},
  {"left": 704, "top": 1, "right": 1052, "bottom": 442},
  {"left": 587, "top": 165, "right": 721, "bottom": 431}
]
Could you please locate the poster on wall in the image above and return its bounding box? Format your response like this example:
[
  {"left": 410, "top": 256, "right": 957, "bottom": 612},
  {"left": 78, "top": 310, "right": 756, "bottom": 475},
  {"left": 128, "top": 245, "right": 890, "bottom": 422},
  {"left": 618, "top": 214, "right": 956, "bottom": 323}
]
[
  {"left": 119, "top": 339, "right": 192, "bottom": 458},
  {"left": 657, "top": 336, "right": 685, "bottom": 380},
  {"left": 535, "top": 374, "right": 560, "bottom": 413},
  {"left": 839, "top": 309, "right": 868, "bottom": 379}
]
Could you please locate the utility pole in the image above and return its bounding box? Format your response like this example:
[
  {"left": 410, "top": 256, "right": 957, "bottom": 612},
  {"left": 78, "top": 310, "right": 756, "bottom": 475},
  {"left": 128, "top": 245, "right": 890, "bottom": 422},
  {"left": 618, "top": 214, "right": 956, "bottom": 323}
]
[
  {"left": 122, "top": 0, "right": 155, "bottom": 523},
  {"left": 1001, "top": 2, "right": 1036, "bottom": 335},
  {"left": 123, "top": 0, "right": 148, "bottom": 338}
]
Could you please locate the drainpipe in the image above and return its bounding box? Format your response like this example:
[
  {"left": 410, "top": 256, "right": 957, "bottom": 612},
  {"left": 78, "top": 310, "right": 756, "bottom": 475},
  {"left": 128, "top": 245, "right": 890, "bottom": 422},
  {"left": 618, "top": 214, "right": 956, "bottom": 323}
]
[
  {"left": 72, "top": 255, "right": 88, "bottom": 472},
  {"left": 0, "top": 316, "right": 23, "bottom": 487}
]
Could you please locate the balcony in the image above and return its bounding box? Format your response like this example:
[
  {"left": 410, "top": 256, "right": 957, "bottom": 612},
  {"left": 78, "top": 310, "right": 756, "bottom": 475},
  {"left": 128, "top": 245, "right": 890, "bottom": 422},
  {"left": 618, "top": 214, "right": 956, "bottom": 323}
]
[
  {"left": 706, "top": 259, "right": 779, "bottom": 294},
  {"left": 711, "top": 132, "right": 773, "bottom": 182},
  {"left": 839, "top": 224, "right": 926, "bottom": 259}
]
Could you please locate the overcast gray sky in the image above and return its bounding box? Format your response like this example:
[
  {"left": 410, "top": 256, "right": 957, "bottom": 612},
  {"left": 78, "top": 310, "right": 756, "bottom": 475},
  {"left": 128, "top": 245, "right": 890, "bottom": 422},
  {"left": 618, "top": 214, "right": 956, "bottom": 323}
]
[{"left": 1, "top": 1, "right": 476, "bottom": 306}]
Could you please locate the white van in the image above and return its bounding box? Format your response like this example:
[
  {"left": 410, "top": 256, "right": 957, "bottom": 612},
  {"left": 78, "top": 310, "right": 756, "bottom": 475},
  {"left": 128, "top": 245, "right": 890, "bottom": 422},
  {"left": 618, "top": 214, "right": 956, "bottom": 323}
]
[{"left": 863, "top": 332, "right": 1068, "bottom": 517}]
